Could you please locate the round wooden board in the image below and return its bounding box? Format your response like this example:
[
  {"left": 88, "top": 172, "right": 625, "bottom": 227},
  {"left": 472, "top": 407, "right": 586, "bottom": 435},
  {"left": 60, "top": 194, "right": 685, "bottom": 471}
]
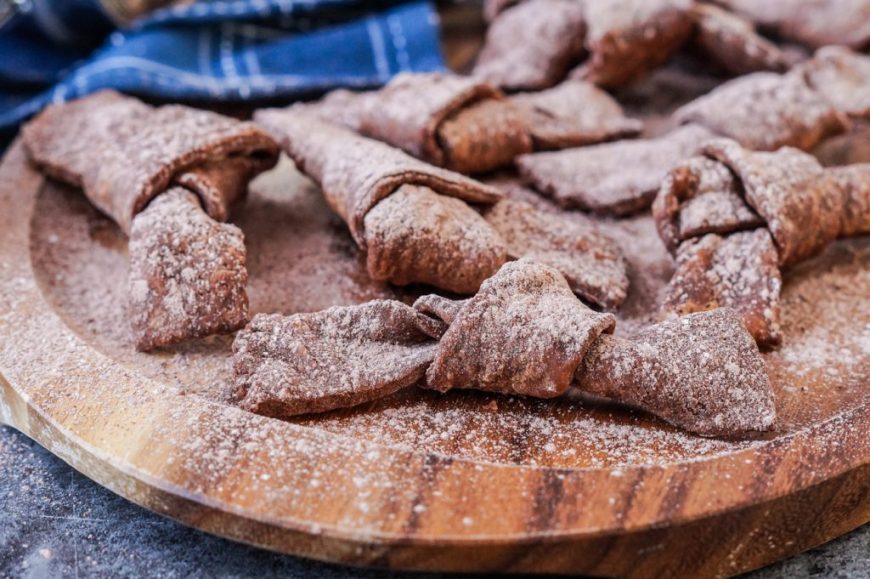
[{"left": 0, "top": 136, "right": 868, "bottom": 578}]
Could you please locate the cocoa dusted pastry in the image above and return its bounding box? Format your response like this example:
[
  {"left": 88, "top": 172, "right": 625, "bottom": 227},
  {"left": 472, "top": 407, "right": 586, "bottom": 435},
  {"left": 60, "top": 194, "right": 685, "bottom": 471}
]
[
  {"left": 232, "top": 260, "right": 776, "bottom": 437},
  {"left": 798, "top": 47, "right": 870, "bottom": 119},
  {"left": 663, "top": 230, "right": 783, "bottom": 347},
  {"left": 572, "top": 0, "right": 695, "bottom": 88},
  {"left": 483, "top": 199, "right": 630, "bottom": 309},
  {"left": 508, "top": 80, "right": 643, "bottom": 149},
  {"left": 22, "top": 90, "right": 278, "bottom": 234},
  {"left": 575, "top": 305, "right": 775, "bottom": 437},
  {"left": 353, "top": 73, "right": 530, "bottom": 173},
  {"left": 254, "top": 111, "right": 507, "bottom": 294},
  {"left": 472, "top": 0, "right": 587, "bottom": 91},
  {"left": 362, "top": 185, "right": 507, "bottom": 293},
  {"left": 232, "top": 300, "right": 443, "bottom": 417},
  {"left": 292, "top": 76, "right": 642, "bottom": 170},
  {"left": 517, "top": 124, "right": 716, "bottom": 216},
  {"left": 714, "top": 0, "right": 870, "bottom": 50},
  {"left": 290, "top": 73, "right": 531, "bottom": 174},
  {"left": 826, "top": 164, "right": 870, "bottom": 237},
  {"left": 689, "top": 3, "right": 790, "bottom": 75},
  {"left": 21, "top": 90, "right": 279, "bottom": 350},
  {"left": 129, "top": 189, "right": 249, "bottom": 351},
  {"left": 674, "top": 70, "right": 849, "bottom": 151},
  {"left": 654, "top": 138, "right": 870, "bottom": 346}
]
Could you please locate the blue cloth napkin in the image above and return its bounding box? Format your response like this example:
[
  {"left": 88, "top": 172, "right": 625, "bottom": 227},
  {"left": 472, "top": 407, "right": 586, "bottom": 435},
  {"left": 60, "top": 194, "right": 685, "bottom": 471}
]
[{"left": 0, "top": 0, "right": 446, "bottom": 133}]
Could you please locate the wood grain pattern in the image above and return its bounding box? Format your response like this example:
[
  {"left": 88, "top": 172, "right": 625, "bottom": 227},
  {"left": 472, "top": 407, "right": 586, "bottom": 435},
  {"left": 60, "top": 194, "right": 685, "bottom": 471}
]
[{"left": 0, "top": 137, "right": 868, "bottom": 577}]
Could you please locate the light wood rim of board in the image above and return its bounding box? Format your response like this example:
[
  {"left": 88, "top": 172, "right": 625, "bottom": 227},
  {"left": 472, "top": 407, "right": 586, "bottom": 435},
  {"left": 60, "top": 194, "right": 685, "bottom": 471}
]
[{"left": 0, "top": 140, "right": 868, "bottom": 570}]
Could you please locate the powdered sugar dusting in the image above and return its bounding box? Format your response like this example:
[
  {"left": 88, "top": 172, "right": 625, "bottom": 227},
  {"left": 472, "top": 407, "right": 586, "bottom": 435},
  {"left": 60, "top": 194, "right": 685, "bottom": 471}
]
[{"left": 27, "top": 154, "right": 869, "bottom": 469}]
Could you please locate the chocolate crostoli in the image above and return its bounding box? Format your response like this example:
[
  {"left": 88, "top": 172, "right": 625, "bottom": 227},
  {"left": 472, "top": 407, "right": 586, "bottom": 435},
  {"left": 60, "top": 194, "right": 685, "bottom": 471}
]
[
  {"left": 576, "top": 307, "right": 776, "bottom": 437},
  {"left": 663, "top": 230, "right": 783, "bottom": 347},
  {"left": 517, "top": 124, "right": 715, "bottom": 215},
  {"left": 654, "top": 139, "right": 870, "bottom": 346},
  {"left": 22, "top": 90, "right": 279, "bottom": 233},
  {"left": 289, "top": 74, "right": 531, "bottom": 174},
  {"left": 22, "top": 91, "right": 279, "bottom": 351},
  {"left": 422, "top": 260, "right": 617, "bottom": 398},
  {"left": 714, "top": 0, "right": 870, "bottom": 50},
  {"left": 674, "top": 71, "right": 848, "bottom": 152},
  {"left": 689, "top": 3, "right": 790, "bottom": 75},
  {"left": 799, "top": 47, "right": 870, "bottom": 119},
  {"left": 363, "top": 185, "right": 508, "bottom": 295},
  {"left": 231, "top": 260, "right": 775, "bottom": 437},
  {"left": 129, "top": 188, "right": 249, "bottom": 351},
  {"left": 292, "top": 76, "right": 641, "bottom": 171},
  {"left": 573, "top": 0, "right": 694, "bottom": 88},
  {"left": 232, "top": 301, "right": 444, "bottom": 418},
  {"left": 483, "top": 199, "right": 629, "bottom": 309},
  {"left": 507, "top": 80, "right": 643, "bottom": 150},
  {"left": 473, "top": 0, "right": 587, "bottom": 91},
  {"left": 254, "top": 110, "right": 507, "bottom": 294}
]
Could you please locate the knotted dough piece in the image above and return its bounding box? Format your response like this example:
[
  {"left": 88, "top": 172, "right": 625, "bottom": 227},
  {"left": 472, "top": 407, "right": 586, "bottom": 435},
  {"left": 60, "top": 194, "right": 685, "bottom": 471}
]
[
  {"left": 483, "top": 199, "right": 629, "bottom": 309},
  {"left": 799, "top": 46, "right": 870, "bottom": 119},
  {"left": 674, "top": 72, "right": 848, "bottom": 152},
  {"left": 22, "top": 91, "right": 278, "bottom": 351},
  {"left": 689, "top": 3, "right": 790, "bottom": 75},
  {"left": 129, "top": 188, "right": 249, "bottom": 351},
  {"left": 230, "top": 261, "right": 774, "bottom": 437},
  {"left": 22, "top": 90, "right": 279, "bottom": 234},
  {"left": 254, "top": 111, "right": 506, "bottom": 293},
  {"left": 289, "top": 77, "right": 640, "bottom": 171},
  {"left": 572, "top": 0, "right": 694, "bottom": 88},
  {"left": 653, "top": 155, "right": 764, "bottom": 253},
  {"left": 703, "top": 139, "right": 842, "bottom": 265},
  {"left": 232, "top": 301, "right": 443, "bottom": 418},
  {"left": 421, "top": 260, "right": 617, "bottom": 398},
  {"left": 663, "top": 230, "right": 783, "bottom": 347},
  {"left": 576, "top": 307, "right": 776, "bottom": 437},
  {"left": 517, "top": 124, "right": 715, "bottom": 215},
  {"left": 357, "top": 73, "right": 530, "bottom": 172},
  {"left": 654, "top": 139, "right": 870, "bottom": 346},
  {"left": 472, "top": 0, "right": 587, "bottom": 91},
  {"left": 364, "top": 186, "right": 507, "bottom": 295}
]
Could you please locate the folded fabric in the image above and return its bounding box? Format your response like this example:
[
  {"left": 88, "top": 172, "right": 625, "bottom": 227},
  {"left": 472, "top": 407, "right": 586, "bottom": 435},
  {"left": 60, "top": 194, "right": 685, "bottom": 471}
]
[
  {"left": 0, "top": 0, "right": 445, "bottom": 133},
  {"left": 231, "top": 260, "right": 775, "bottom": 437}
]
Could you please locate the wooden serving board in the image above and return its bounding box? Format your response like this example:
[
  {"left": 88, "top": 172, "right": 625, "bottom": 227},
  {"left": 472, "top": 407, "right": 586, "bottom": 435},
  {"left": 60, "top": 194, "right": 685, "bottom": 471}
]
[{"left": 1, "top": 123, "right": 869, "bottom": 577}]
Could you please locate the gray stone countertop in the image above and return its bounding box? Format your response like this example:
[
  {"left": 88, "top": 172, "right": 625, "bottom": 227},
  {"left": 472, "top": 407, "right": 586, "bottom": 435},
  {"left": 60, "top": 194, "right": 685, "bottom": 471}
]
[{"left": 1, "top": 425, "right": 867, "bottom": 578}]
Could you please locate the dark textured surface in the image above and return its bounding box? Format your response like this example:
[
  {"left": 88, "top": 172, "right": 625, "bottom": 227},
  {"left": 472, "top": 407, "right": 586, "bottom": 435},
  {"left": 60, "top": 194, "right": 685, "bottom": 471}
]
[{"left": 0, "top": 424, "right": 867, "bottom": 578}]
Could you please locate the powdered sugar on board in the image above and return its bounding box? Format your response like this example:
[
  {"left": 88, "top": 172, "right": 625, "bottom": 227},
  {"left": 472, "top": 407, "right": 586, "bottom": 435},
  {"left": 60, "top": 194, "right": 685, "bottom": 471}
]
[{"left": 28, "top": 155, "right": 870, "bottom": 470}]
